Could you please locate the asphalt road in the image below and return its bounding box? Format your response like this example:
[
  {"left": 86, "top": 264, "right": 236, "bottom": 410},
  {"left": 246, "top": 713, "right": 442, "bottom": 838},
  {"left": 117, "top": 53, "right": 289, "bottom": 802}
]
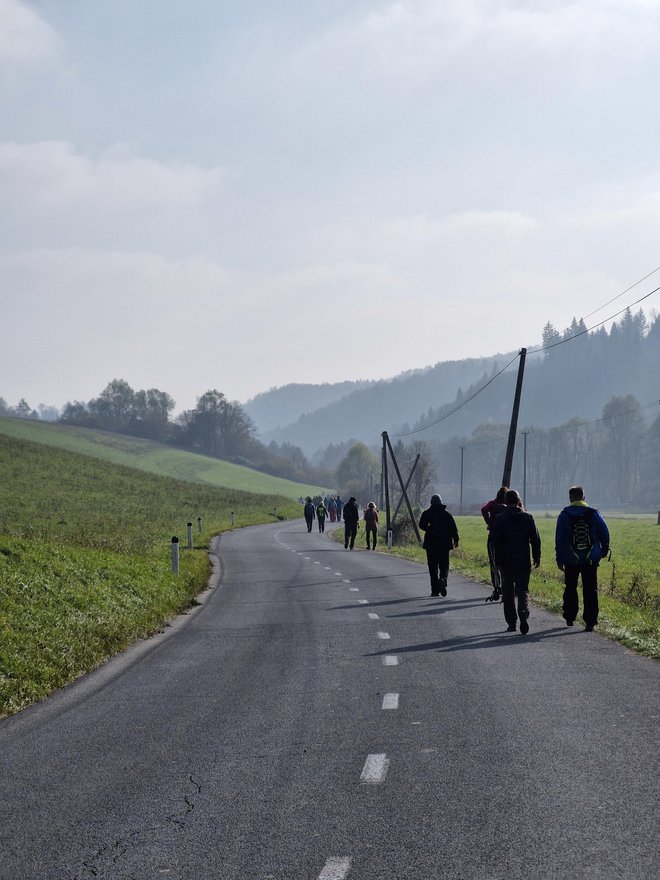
[{"left": 1, "top": 520, "right": 658, "bottom": 880}]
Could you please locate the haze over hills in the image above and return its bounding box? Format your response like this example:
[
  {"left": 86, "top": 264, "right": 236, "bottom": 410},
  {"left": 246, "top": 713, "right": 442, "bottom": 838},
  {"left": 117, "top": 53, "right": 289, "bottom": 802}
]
[
  {"left": 249, "top": 354, "right": 517, "bottom": 454},
  {"left": 243, "top": 310, "right": 659, "bottom": 459}
]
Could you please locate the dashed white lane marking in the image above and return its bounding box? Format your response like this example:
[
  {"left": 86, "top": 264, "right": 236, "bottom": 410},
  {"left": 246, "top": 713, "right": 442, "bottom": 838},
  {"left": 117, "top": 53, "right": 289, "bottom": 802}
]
[
  {"left": 349, "top": 587, "right": 359, "bottom": 592},
  {"left": 318, "top": 856, "right": 352, "bottom": 880},
  {"left": 368, "top": 613, "right": 379, "bottom": 620},
  {"left": 324, "top": 566, "right": 332, "bottom": 570},
  {"left": 382, "top": 693, "right": 399, "bottom": 710},
  {"left": 360, "top": 753, "right": 390, "bottom": 784},
  {"left": 314, "top": 561, "right": 321, "bottom": 564},
  {"left": 334, "top": 572, "right": 343, "bottom": 576},
  {"left": 342, "top": 579, "right": 351, "bottom": 583},
  {"left": 377, "top": 631, "right": 391, "bottom": 640},
  {"left": 304, "top": 556, "right": 311, "bottom": 560},
  {"left": 383, "top": 656, "right": 399, "bottom": 666},
  {"left": 357, "top": 599, "right": 369, "bottom": 605}
]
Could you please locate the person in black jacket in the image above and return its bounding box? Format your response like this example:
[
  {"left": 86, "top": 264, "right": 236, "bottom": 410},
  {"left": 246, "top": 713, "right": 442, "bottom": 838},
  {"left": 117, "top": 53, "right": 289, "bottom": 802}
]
[
  {"left": 491, "top": 489, "right": 541, "bottom": 634},
  {"left": 418, "top": 494, "right": 459, "bottom": 597},
  {"left": 342, "top": 497, "right": 360, "bottom": 549}
]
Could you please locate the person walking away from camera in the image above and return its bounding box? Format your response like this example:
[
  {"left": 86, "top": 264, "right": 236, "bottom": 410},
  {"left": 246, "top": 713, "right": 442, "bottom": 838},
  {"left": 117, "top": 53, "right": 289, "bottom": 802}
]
[
  {"left": 335, "top": 496, "right": 344, "bottom": 521},
  {"left": 328, "top": 497, "right": 337, "bottom": 523},
  {"left": 316, "top": 500, "right": 328, "bottom": 533},
  {"left": 481, "top": 487, "right": 509, "bottom": 600},
  {"left": 555, "top": 486, "right": 610, "bottom": 632},
  {"left": 364, "top": 502, "right": 379, "bottom": 550},
  {"left": 343, "top": 497, "right": 359, "bottom": 549},
  {"left": 303, "top": 497, "right": 316, "bottom": 533},
  {"left": 418, "top": 494, "right": 459, "bottom": 597},
  {"left": 491, "top": 489, "right": 540, "bottom": 634}
]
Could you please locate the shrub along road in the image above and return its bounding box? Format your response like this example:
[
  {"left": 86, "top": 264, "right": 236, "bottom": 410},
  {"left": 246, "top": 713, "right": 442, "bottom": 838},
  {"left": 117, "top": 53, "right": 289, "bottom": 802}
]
[{"left": 0, "top": 522, "right": 658, "bottom": 879}]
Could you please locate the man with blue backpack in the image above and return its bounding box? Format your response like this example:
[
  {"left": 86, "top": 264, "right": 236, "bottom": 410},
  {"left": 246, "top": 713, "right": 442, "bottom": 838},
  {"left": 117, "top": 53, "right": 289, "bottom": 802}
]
[{"left": 555, "top": 486, "right": 610, "bottom": 632}]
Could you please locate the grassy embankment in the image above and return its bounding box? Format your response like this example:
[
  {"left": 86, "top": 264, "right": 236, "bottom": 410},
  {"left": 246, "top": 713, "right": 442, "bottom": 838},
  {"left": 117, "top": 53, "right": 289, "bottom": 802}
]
[
  {"left": 0, "top": 430, "right": 311, "bottom": 717},
  {"left": 362, "top": 514, "right": 659, "bottom": 658}
]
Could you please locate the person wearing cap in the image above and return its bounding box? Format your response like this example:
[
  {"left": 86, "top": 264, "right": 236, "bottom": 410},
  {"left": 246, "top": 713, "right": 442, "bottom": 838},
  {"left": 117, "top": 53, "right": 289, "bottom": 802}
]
[
  {"left": 490, "top": 489, "right": 541, "bottom": 634},
  {"left": 418, "top": 494, "right": 459, "bottom": 597},
  {"left": 342, "top": 496, "right": 360, "bottom": 549}
]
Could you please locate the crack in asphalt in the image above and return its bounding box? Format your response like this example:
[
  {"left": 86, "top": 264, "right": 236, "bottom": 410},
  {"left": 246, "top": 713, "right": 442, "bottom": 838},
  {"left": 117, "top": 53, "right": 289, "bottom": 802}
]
[{"left": 73, "top": 774, "right": 202, "bottom": 879}]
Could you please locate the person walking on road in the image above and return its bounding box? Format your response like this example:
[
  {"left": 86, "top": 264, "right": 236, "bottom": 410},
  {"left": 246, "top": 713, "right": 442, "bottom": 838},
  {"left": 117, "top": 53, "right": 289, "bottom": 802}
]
[
  {"left": 418, "top": 494, "right": 459, "bottom": 597},
  {"left": 364, "top": 502, "right": 379, "bottom": 550},
  {"left": 481, "top": 486, "right": 509, "bottom": 602},
  {"left": 491, "top": 489, "right": 541, "bottom": 634},
  {"left": 342, "top": 497, "right": 359, "bottom": 549},
  {"left": 335, "top": 496, "right": 344, "bottom": 522},
  {"left": 555, "top": 486, "right": 610, "bottom": 632},
  {"left": 303, "top": 497, "right": 316, "bottom": 533},
  {"left": 327, "top": 497, "right": 337, "bottom": 523},
  {"left": 316, "top": 500, "right": 328, "bottom": 533}
]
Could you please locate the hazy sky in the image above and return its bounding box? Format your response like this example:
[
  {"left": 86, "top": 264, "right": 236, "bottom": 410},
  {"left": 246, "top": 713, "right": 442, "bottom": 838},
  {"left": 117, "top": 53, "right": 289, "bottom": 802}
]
[{"left": 1, "top": 0, "right": 659, "bottom": 414}]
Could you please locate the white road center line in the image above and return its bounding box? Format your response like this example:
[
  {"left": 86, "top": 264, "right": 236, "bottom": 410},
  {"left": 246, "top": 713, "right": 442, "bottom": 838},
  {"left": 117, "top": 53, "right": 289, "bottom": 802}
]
[
  {"left": 382, "top": 693, "right": 399, "bottom": 710},
  {"left": 357, "top": 599, "right": 369, "bottom": 604},
  {"left": 368, "top": 613, "right": 379, "bottom": 620},
  {"left": 360, "top": 753, "right": 390, "bottom": 784},
  {"left": 349, "top": 587, "right": 359, "bottom": 592},
  {"left": 377, "top": 631, "right": 391, "bottom": 640},
  {"left": 383, "top": 655, "right": 399, "bottom": 666},
  {"left": 318, "top": 856, "right": 352, "bottom": 880},
  {"left": 342, "top": 579, "right": 351, "bottom": 583}
]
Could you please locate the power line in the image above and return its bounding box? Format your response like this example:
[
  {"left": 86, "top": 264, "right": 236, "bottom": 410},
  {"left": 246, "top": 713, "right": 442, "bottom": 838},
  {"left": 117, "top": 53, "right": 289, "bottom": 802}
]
[
  {"left": 582, "top": 265, "right": 660, "bottom": 321},
  {"left": 530, "top": 285, "right": 659, "bottom": 354},
  {"left": 393, "top": 352, "right": 521, "bottom": 437}
]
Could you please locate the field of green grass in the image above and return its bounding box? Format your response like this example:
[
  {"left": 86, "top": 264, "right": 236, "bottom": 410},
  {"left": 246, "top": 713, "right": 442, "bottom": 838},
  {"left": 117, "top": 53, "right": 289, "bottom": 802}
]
[
  {"left": 375, "top": 514, "right": 660, "bottom": 658},
  {"left": 0, "top": 417, "right": 328, "bottom": 497},
  {"left": 0, "top": 432, "right": 304, "bottom": 717}
]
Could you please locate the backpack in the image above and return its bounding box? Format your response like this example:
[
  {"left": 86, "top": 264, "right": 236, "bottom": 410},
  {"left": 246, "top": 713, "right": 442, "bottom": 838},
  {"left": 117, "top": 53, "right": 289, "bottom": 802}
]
[{"left": 571, "top": 508, "right": 594, "bottom": 560}]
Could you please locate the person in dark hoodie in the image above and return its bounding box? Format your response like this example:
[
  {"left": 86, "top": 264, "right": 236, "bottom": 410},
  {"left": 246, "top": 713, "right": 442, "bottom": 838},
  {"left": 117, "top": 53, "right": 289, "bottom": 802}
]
[
  {"left": 418, "top": 494, "right": 459, "bottom": 597},
  {"left": 481, "top": 486, "right": 509, "bottom": 601},
  {"left": 342, "top": 497, "right": 360, "bottom": 549},
  {"left": 555, "top": 486, "right": 609, "bottom": 632},
  {"left": 491, "top": 489, "right": 541, "bottom": 634}
]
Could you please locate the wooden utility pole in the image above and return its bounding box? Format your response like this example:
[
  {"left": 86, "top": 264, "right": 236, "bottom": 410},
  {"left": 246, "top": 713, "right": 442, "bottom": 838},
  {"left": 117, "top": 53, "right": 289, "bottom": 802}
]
[
  {"left": 522, "top": 430, "right": 529, "bottom": 508},
  {"left": 383, "top": 432, "right": 421, "bottom": 543},
  {"left": 501, "top": 348, "right": 527, "bottom": 489},
  {"left": 382, "top": 433, "right": 391, "bottom": 535},
  {"left": 459, "top": 446, "right": 465, "bottom": 514},
  {"left": 391, "top": 454, "right": 420, "bottom": 524}
]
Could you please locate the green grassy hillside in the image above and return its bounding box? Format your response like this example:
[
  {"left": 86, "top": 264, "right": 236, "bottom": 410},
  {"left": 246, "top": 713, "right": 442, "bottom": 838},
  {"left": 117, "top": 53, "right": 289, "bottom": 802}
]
[
  {"left": 0, "top": 418, "right": 328, "bottom": 497},
  {"left": 0, "top": 432, "right": 303, "bottom": 717}
]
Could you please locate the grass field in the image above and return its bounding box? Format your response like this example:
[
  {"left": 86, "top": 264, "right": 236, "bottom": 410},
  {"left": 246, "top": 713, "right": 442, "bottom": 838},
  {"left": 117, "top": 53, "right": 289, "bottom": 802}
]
[
  {"left": 368, "top": 514, "right": 660, "bottom": 658},
  {"left": 0, "top": 417, "right": 328, "bottom": 497},
  {"left": 0, "top": 432, "right": 304, "bottom": 717}
]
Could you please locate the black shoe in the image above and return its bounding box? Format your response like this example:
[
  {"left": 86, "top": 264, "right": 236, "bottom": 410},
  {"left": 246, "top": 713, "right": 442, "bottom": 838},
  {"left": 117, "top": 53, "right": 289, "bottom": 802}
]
[
  {"left": 439, "top": 584, "right": 447, "bottom": 597},
  {"left": 565, "top": 619, "right": 574, "bottom": 627},
  {"left": 430, "top": 592, "right": 439, "bottom": 597},
  {"left": 520, "top": 615, "right": 529, "bottom": 635},
  {"left": 506, "top": 624, "right": 517, "bottom": 632},
  {"left": 584, "top": 624, "right": 594, "bottom": 632}
]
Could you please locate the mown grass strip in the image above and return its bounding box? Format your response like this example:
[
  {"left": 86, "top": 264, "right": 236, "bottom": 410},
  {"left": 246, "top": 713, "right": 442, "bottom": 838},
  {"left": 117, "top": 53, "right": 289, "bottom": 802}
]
[{"left": 0, "top": 433, "right": 302, "bottom": 717}]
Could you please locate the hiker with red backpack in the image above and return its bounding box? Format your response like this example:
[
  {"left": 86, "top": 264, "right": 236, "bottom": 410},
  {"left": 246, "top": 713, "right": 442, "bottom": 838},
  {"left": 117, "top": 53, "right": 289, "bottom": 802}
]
[
  {"left": 555, "top": 486, "right": 610, "bottom": 632},
  {"left": 364, "top": 502, "right": 379, "bottom": 550}
]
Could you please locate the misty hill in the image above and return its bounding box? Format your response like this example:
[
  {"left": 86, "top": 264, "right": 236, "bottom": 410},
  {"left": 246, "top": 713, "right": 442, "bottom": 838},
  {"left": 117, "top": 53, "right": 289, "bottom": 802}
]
[
  {"left": 409, "top": 312, "right": 660, "bottom": 442},
  {"left": 243, "top": 380, "right": 372, "bottom": 434},
  {"left": 246, "top": 309, "right": 659, "bottom": 456},
  {"left": 256, "top": 355, "right": 516, "bottom": 454}
]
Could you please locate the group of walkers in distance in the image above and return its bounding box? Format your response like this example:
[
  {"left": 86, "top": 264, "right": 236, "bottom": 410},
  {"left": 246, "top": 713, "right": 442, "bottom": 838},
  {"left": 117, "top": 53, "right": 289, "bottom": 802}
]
[{"left": 301, "top": 483, "right": 610, "bottom": 636}]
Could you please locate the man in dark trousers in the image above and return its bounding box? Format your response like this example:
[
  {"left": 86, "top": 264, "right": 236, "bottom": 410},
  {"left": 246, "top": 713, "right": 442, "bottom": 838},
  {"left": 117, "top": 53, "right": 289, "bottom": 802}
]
[
  {"left": 418, "top": 494, "right": 459, "bottom": 597},
  {"left": 342, "top": 496, "right": 359, "bottom": 549},
  {"left": 491, "top": 489, "right": 541, "bottom": 634},
  {"left": 555, "top": 486, "right": 610, "bottom": 632},
  {"left": 303, "top": 497, "right": 315, "bottom": 532}
]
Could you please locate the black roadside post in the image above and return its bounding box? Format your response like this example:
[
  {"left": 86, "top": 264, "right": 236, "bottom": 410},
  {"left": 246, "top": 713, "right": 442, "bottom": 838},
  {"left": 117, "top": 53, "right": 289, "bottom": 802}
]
[
  {"left": 197, "top": 516, "right": 202, "bottom": 533},
  {"left": 187, "top": 522, "right": 193, "bottom": 549}
]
